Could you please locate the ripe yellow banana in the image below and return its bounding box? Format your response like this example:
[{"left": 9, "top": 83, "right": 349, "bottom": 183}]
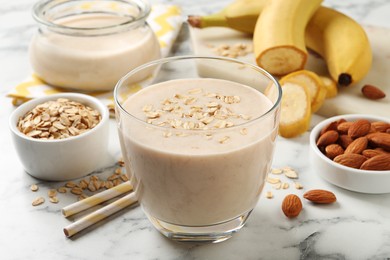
[
  {"left": 189, "top": 1, "right": 372, "bottom": 86},
  {"left": 253, "top": 0, "right": 322, "bottom": 76},
  {"left": 305, "top": 6, "right": 372, "bottom": 86},
  {"left": 187, "top": 0, "right": 266, "bottom": 34}
]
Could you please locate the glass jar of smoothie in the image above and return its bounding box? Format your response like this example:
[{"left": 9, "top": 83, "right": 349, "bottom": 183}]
[{"left": 29, "top": 0, "right": 161, "bottom": 91}]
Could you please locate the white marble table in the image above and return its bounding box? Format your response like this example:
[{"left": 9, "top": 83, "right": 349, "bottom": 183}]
[{"left": 1, "top": 0, "right": 390, "bottom": 259}]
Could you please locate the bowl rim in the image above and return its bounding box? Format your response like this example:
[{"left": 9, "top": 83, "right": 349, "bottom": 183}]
[
  {"left": 9, "top": 93, "right": 109, "bottom": 143},
  {"left": 310, "top": 113, "right": 390, "bottom": 175}
]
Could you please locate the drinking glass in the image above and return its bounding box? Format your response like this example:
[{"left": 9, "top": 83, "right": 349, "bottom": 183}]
[{"left": 114, "top": 56, "right": 281, "bottom": 243}]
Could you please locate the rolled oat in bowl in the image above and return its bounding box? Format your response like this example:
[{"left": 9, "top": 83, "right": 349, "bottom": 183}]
[{"left": 17, "top": 98, "right": 101, "bottom": 140}]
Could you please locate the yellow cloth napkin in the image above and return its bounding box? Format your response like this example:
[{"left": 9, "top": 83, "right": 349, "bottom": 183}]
[{"left": 7, "top": 5, "right": 183, "bottom": 109}]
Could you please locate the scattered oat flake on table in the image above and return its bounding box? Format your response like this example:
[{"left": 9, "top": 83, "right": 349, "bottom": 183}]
[
  {"left": 282, "top": 183, "right": 290, "bottom": 189},
  {"left": 271, "top": 168, "right": 283, "bottom": 175},
  {"left": 71, "top": 187, "right": 83, "bottom": 195},
  {"left": 104, "top": 181, "right": 114, "bottom": 189},
  {"left": 30, "top": 184, "right": 39, "bottom": 192},
  {"left": 284, "top": 170, "right": 299, "bottom": 179},
  {"left": 78, "top": 194, "right": 89, "bottom": 201},
  {"left": 48, "top": 189, "right": 57, "bottom": 198},
  {"left": 273, "top": 183, "right": 282, "bottom": 190},
  {"left": 65, "top": 181, "right": 77, "bottom": 188},
  {"left": 120, "top": 174, "right": 129, "bottom": 182},
  {"left": 32, "top": 197, "right": 45, "bottom": 206},
  {"left": 294, "top": 182, "right": 304, "bottom": 190},
  {"left": 266, "top": 191, "right": 273, "bottom": 199},
  {"left": 267, "top": 177, "right": 281, "bottom": 184},
  {"left": 57, "top": 187, "right": 67, "bottom": 193},
  {"left": 79, "top": 179, "right": 89, "bottom": 189},
  {"left": 49, "top": 197, "right": 59, "bottom": 204}
]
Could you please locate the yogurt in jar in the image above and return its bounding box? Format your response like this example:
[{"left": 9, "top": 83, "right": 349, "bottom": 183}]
[
  {"left": 29, "top": 0, "right": 161, "bottom": 91},
  {"left": 119, "top": 78, "right": 278, "bottom": 226}
]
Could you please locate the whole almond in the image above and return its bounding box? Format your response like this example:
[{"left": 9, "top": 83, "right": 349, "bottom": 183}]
[
  {"left": 361, "top": 84, "right": 386, "bottom": 100},
  {"left": 325, "top": 144, "right": 344, "bottom": 159},
  {"left": 303, "top": 189, "right": 337, "bottom": 204},
  {"left": 368, "top": 125, "right": 377, "bottom": 134},
  {"left": 337, "top": 118, "right": 346, "bottom": 125},
  {"left": 317, "top": 130, "right": 339, "bottom": 147},
  {"left": 333, "top": 153, "right": 367, "bottom": 169},
  {"left": 282, "top": 194, "right": 302, "bottom": 218},
  {"left": 371, "top": 121, "right": 390, "bottom": 133},
  {"left": 337, "top": 122, "right": 353, "bottom": 134},
  {"left": 344, "top": 136, "right": 368, "bottom": 154},
  {"left": 362, "top": 149, "right": 387, "bottom": 158},
  {"left": 360, "top": 154, "right": 390, "bottom": 171},
  {"left": 367, "top": 132, "right": 390, "bottom": 151},
  {"left": 338, "top": 135, "right": 354, "bottom": 149},
  {"left": 320, "top": 121, "right": 338, "bottom": 136},
  {"left": 348, "top": 119, "right": 371, "bottom": 138}
]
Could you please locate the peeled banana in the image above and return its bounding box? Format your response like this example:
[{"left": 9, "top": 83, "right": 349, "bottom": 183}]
[
  {"left": 253, "top": 0, "right": 322, "bottom": 76},
  {"left": 305, "top": 6, "right": 372, "bottom": 86}
]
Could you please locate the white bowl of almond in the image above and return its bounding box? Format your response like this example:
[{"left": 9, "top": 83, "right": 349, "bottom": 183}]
[
  {"left": 9, "top": 93, "right": 109, "bottom": 181},
  {"left": 310, "top": 114, "right": 390, "bottom": 194}
]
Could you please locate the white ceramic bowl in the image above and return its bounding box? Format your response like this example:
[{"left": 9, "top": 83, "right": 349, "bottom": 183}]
[
  {"left": 310, "top": 114, "right": 390, "bottom": 194},
  {"left": 9, "top": 93, "right": 109, "bottom": 181}
]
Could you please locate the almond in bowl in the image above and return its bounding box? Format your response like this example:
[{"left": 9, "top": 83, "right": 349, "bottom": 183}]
[{"left": 309, "top": 114, "right": 390, "bottom": 194}]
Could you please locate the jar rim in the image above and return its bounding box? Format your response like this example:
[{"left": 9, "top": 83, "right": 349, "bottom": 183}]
[{"left": 32, "top": 0, "right": 151, "bottom": 35}]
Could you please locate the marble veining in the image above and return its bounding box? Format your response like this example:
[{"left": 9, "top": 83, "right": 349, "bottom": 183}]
[{"left": 1, "top": 0, "right": 390, "bottom": 259}]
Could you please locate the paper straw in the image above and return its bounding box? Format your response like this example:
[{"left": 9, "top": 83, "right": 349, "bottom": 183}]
[
  {"left": 62, "top": 181, "right": 133, "bottom": 217},
  {"left": 63, "top": 192, "right": 138, "bottom": 238}
]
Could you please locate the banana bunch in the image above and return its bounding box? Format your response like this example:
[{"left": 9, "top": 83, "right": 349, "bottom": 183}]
[{"left": 188, "top": 0, "right": 372, "bottom": 87}]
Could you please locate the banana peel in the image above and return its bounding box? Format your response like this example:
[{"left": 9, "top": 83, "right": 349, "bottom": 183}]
[{"left": 320, "top": 76, "right": 338, "bottom": 98}]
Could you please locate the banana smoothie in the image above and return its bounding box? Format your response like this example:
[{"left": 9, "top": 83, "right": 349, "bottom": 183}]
[
  {"left": 118, "top": 78, "right": 278, "bottom": 226},
  {"left": 29, "top": 14, "right": 161, "bottom": 91}
]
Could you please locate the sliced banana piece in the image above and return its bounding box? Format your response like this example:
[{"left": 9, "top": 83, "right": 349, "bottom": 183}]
[
  {"left": 278, "top": 79, "right": 311, "bottom": 138},
  {"left": 280, "top": 70, "right": 327, "bottom": 113}
]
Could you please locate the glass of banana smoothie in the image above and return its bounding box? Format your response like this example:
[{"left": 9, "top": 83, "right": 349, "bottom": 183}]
[
  {"left": 29, "top": 0, "right": 160, "bottom": 91},
  {"left": 114, "top": 56, "right": 282, "bottom": 243}
]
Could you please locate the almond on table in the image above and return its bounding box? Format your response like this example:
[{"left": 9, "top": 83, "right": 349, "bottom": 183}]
[
  {"left": 361, "top": 84, "right": 386, "bottom": 100},
  {"left": 282, "top": 194, "right": 302, "bottom": 218},
  {"left": 303, "top": 189, "right": 337, "bottom": 204}
]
